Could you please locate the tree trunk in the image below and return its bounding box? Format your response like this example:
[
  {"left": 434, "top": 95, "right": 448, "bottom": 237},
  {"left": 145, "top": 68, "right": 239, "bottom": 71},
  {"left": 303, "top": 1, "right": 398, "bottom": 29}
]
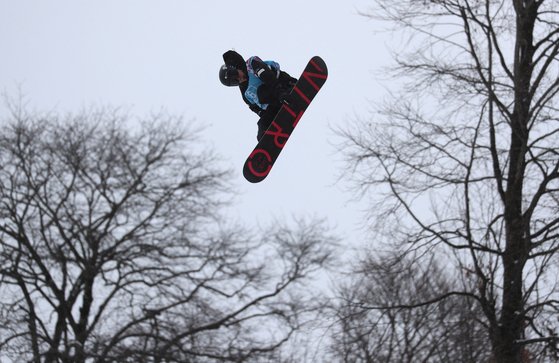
[{"left": 492, "top": 2, "right": 538, "bottom": 362}]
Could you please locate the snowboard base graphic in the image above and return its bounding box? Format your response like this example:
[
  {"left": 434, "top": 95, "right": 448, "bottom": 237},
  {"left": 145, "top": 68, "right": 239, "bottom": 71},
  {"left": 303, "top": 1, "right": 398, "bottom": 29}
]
[{"left": 243, "top": 56, "right": 328, "bottom": 183}]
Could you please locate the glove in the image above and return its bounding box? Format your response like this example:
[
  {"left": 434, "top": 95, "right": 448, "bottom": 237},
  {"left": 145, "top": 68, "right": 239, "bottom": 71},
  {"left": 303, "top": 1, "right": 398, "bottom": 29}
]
[
  {"left": 279, "top": 72, "right": 297, "bottom": 86},
  {"left": 223, "top": 50, "right": 245, "bottom": 69}
]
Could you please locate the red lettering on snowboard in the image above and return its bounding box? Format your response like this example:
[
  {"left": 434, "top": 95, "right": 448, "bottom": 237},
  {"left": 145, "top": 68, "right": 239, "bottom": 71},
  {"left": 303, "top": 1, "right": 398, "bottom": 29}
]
[
  {"left": 242, "top": 56, "right": 328, "bottom": 183},
  {"left": 302, "top": 69, "right": 328, "bottom": 92},
  {"left": 293, "top": 86, "right": 311, "bottom": 105},
  {"left": 310, "top": 58, "right": 325, "bottom": 73},
  {"left": 283, "top": 104, "right": 304, "bottom": 128},
  {"left": 264, "top": 121, "right": 290, "bottom": 148},
  {"left": 247, "top": 148, "right": 272, "bottom": 177}
]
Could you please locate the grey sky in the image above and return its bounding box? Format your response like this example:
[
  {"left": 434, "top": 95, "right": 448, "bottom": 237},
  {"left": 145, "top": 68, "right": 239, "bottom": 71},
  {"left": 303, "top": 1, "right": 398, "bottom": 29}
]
[{"left": 0, "top": 0, "right": 390, "bottom": 249}]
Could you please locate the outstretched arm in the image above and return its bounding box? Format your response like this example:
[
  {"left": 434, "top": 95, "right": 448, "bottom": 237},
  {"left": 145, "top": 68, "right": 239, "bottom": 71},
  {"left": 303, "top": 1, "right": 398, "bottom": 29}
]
[{"left": 223, "top": 50, "right": 245, "bottom": 70}]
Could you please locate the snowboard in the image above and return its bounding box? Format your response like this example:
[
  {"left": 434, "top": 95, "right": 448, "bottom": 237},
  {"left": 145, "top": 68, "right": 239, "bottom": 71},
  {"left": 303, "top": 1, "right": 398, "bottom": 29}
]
[{"left": 243, "top": 56, "right": 328, "bottom": 183}]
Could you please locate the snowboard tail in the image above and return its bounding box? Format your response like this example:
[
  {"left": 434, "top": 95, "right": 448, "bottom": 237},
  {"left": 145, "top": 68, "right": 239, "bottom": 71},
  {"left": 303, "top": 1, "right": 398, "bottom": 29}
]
[{"left": 243, "top": 56, "right": 328, "bottom": 183}]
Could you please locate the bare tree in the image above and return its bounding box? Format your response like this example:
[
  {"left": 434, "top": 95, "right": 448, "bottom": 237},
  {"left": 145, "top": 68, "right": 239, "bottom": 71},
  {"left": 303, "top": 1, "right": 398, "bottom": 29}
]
[
  {"left": 335, "top": 0, "right": 559, "bottom": 362},
  {"left": 329, "top": 252, "right": 491, "bottom": 362},
  {"left": 0, "top": 106, "right": 336, "bottom": 362}
]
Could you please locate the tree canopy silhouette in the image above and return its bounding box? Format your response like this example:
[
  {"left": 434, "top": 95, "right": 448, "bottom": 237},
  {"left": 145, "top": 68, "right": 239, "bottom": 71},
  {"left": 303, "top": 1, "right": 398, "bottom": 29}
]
[{"left": 0, "top": 106, "right": 336, "bottom": 362}]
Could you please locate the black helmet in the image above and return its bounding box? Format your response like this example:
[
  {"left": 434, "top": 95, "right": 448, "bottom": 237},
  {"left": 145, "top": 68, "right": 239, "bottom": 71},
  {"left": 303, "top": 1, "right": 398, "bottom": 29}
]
[{"left": 219, "top": 64, "right": 240, "bottom": 86}]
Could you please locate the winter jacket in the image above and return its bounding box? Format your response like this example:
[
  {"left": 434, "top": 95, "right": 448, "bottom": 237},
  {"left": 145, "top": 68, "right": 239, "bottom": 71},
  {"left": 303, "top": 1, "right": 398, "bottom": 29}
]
[{"left": 222, "top": 50, "right": 295, "bottom": 115}]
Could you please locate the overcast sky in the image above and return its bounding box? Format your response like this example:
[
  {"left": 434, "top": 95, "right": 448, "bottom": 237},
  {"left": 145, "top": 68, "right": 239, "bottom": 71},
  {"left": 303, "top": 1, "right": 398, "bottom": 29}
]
[{"left": 0, "top": 0, "right": 391, "bottom": 251}]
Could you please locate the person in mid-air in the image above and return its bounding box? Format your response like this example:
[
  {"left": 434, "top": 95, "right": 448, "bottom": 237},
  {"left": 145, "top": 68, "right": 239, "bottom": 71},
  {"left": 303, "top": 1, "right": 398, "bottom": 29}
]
[{"left": 219, "top": 50, "right": 297, "bottom": 140}]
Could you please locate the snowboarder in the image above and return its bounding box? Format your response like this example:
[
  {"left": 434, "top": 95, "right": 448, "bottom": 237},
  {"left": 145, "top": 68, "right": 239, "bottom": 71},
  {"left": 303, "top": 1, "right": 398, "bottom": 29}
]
[{"left": 219, "top": 50, "right": 297, "bottom": 140}]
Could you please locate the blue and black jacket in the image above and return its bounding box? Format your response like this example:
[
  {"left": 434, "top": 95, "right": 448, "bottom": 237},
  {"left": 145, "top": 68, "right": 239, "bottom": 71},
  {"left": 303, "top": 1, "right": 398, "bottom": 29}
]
[{"left": 223, "top": 50, "right": 295, "bottom": 116}]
